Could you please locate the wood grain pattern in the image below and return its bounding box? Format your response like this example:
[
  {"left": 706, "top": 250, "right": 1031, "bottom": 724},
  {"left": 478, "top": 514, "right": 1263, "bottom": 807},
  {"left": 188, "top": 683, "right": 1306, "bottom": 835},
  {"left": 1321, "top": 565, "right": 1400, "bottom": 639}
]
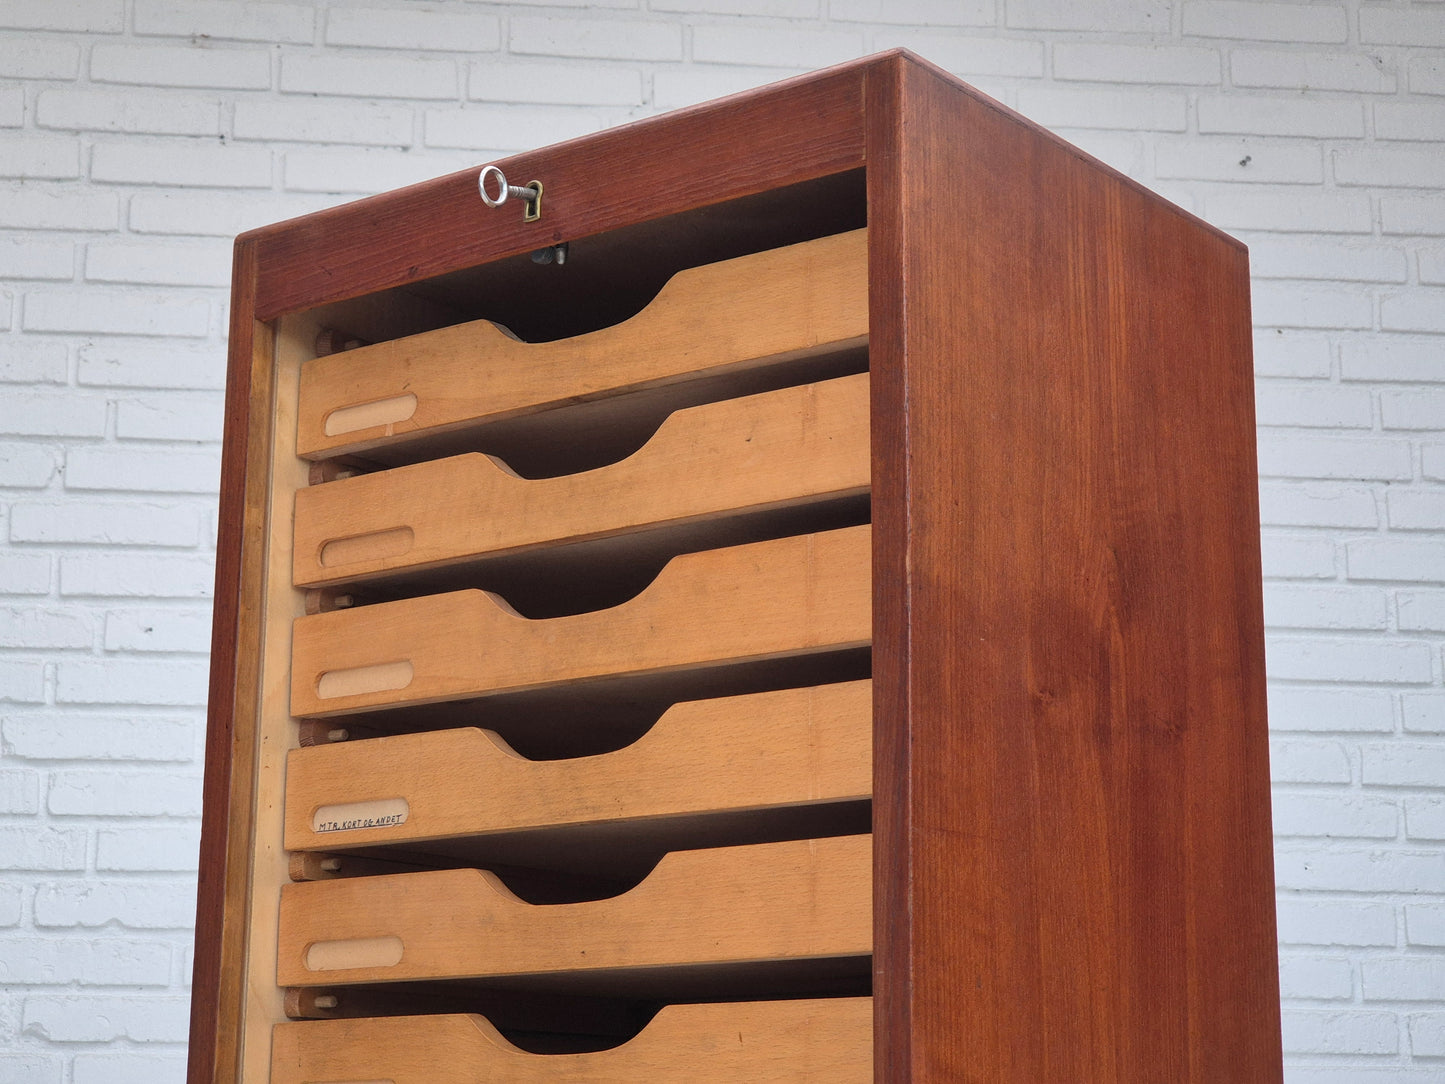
[
  {"left": 277, "top": 834, "right": 871, "bottom": 987},
  {"left": 293, "top": 372, "right": 869, "bottom": 587},
  {"left": 285, "top": 680, "right": 870, "bottom": 851},
  {"left": 270, "top": 998, "right": 873, "bottom": 1083},
  {"left": 295, "top": 228, "right": 867, "bottom": 460},
  {"left": 866, "top": 53, "right": 1281, "bottom": 1082},
  {"left": 290, "top": 524, "right": 870, "bottom": 718}
]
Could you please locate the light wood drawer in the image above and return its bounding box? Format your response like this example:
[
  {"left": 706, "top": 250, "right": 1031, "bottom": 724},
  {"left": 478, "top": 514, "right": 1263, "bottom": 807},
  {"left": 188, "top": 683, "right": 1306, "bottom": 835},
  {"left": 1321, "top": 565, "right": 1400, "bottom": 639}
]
[
  {"left": 285, "top": 680, "right": 870, "bottom": 854},
  {"left": 270, "top": 998, "right": 872, "bottom": 1083},
  {"left": 277, "top": 834, "right": 871, "bottom": 987},
  {"left": 289, "top": 524, "right": 870, "bottom": 719},
  {"left": 292, "top": 372, "right": 869, "bottom": 589},
  {"left": 297, "top": 228, "right": 868, "bottom": 461}
]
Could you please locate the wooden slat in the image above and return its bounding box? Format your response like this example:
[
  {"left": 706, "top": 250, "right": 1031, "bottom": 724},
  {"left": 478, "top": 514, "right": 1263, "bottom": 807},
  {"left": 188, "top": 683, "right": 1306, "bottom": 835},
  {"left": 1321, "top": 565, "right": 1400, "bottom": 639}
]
[
  {"left": 293, "top": 372, "right": 869, "bottom": 588},
  {"left": 284, "top": 681, "right": 870, "bottom": 852},
  {"left": 277, "top": 834, "right": 871, "bottom": 987},
  {"left": 270, "top": 998, "right": 872, "bottom": 1083},
  {"left": 289, "top": 524, "right": 870, "bottom": 719},
  {"left": 295, "top": 229, "right": 867, "bottom": 460}
]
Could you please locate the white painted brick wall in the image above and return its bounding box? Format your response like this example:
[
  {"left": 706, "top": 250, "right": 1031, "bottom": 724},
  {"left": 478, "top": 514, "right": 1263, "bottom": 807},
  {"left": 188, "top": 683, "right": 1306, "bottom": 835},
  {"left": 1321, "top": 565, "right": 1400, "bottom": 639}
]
[{"left": 0, "top": 1, "right": 1441, "bottom": 1079}]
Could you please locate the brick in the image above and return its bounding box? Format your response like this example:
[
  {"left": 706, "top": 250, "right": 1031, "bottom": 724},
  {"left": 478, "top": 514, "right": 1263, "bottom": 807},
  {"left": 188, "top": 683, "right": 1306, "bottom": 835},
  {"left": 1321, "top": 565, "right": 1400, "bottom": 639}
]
[
  {"left": 36, "top": 89, "right": 223, "bottom": 137},
  {"left": 135, "top": 0, "right": 314, "bottom": 44},
  {"left": 0, "top": 238, "right": 72, "bottom": 282},
  {"left": 0, "top": 85, "right": 19, "bottom": 127},
  {"left": 1411, "top": 57, "right": 1445, "bottom": 98},
  {"left": 830, "top": 0, "right": 994, "bottom": 25},
  {"left": 868, "top": 33, "right": 1044, "bottom": 78},
  {"left": 1382, "top": 290, "right": 1445, "bottom": 334},
  {"left": 1391, "top": 495, "right": 1445, "bottom": 534},
  {"left": 0, "top": 828, "right": 85, "bottom": 871},
  {"left": 0, "top": 443, "right": 60, "bottom": 488},
  {"left": 115, "top": 395, "right": 223, "bottom": 443},
  {"left": 1406, "top": 797, "right": 1445, "bottom": 840},
  {"left": 1202, "top": 191, "right": 1372, "bottom": 234},
  {"left": 0, "top": 189, "right": 119, "bottom": 232},
  {"left": 1399, "top": 589, "right": 1445, "bottom": 631},
  {"left": 1198, "top": 95, "right": 1363, "bottom": 139},
  {"left": 1258, "top": 483, "right": 1378, "bottom": 529},
  {"left": 0, "top": 392, "right": 106, "bottom": 438},
  {"left": 1232, "top": 49, "right": 1397, "bottom": 93},
  {"left": 1383, "top": 386, "right": 1445, "bottom": 426},
  {"left": 1255, "top": 384, "right": 1372, "bottom": 428},
  {"left": 1272, "top": 793, "right": 1397, "bottom": 839},
  {"left": 1268, "top": 739, "right": 1350, "bottom": 784},
  {"left": 1360, "top": 7, "right": 1445, "bottom": 47},
  {"left": 283, "top": 149, "right": 470, "bottom": 195},
  {"left": 1336, "top": 146, "right": 1445, "bottom": 189},
  {"left": 0, "top": 608, "right": 91, "bottom": 650},
  {"left": 0, "top": 39, "right": 79, "bottom": 79},
  {"left": 23, "top": 290, "right": 209, "bottom": 337},
  {"left": 1427, "top": 444, "right": 1445, "bottom": 481},
  {"left": 0, "top": 768, "right": 39, "bottom": 814},
  {"left": 425, "top": 105, "right": 609, "bottom": 152},
  {"left": 1281, "top": 1010, "right": 1397, "bottom": 1055},
  {"left": 1279, "top": 956, "right": 1354, "bottom": 1000},
  {"left": 59, "top": 554, "right": 215, "bottom": 598},
  {"left": 34, "top": 881, "right": 196, "bottom": 929},
  {"left": 1277, "top": 847, "right": 1445, "bottom": 893},
  {"left": 0, "top": 0, "right": 123, "bottom": 32},
  {"left": 0, "top": 882, "right": 20, "bottom": 925},
  {"left": 104, "top": 608, "right": 213, "bottom": 653},
  {"left": 1362, "top": 743, "right": 1445, "bottom": 788},
  {"left": 652, "top": 66, "right": 782, "bottom": 110},
  {"left": 1184, "top": 1, "right": 1347, "bottom": 42},
  {"left": 1282, "top": 1069, "right": 1445, "bottom": 1084},
  {"left": 279, "top": 53, "right": 457, "bottom": 99},
  {"left": 0, "top": 339, "right": 67, "bottom": 382},
  {"left": 469, "top": 62, "right": 643, "bottom": 106},
  {"left": 65, "top": 446, "right": 220, "bottom": 493},
  {"left": 1423, "top": 248, "right": 1445, "bottom": 285},
  {"left": 78, "top": 341, "right": 225, "bottom": 391},
  {"left": 1017, "top": 87, "right": 1185, "bottom": 131},
  {"left": 0, "top": 553, "right": 52, "bottom": 596},
  {"left": 1349, "top": 539, "right": 1445, "bottom": 584},
  {"left": 1154, "top": 139, "right": 1321, "bottom": 184},
  {"left": 73, "top": 1053, "right": 186, "bottom": 1084},
  {"left": 1263, "top": 585, "right": 1388, "bottom": 631},
  {"left": 326, "top": 6, "right": 501, "bottom": 52},
  {"left": 1266, "top": 638, "right": 1433, "bottom": 684},
  {"left": 2, "top": 713, "right": 195, "bottom": 762},
  {"left": 91, "top": 141, "right": 272, "bottom": 189},
  {"left": 693, "top": 25, "right": 863, "bottom": 69},
  {"left": 49, "top": 771, "right": 201, "bottom": 817},
  {"left": 1407, "top": 905, "right": 1445, "bottom": 947},
  {"left": 1247, "top": 238, "right": 1405, "bottom": 282},
  {"left": 1410, "top": 1013, "right": 1445, "bottom": 1058},
  {"left": 0, "top": 1057, "right": 60, "bottom": 1084},
  {"left": 0, "top": 938, "right": 170, "bottom": 984},
  {"left": 1054, "top": 43, "right": 1220, "bottom": 85},
  {"left": 1253, "top": 329, "right": 1331, "bottom": 379},
  {"left": 1255, "top": 434, "right": 1410, "bottom": 482},
  {"left": 1376, "top": 103, "right": 1445, "bottom": 143},
  {"left": 130, "top": 191, "right": 339, "bottom": 236},
  {"left": 96, "top": 825, "right": 201, "bottom": 871},
  {"left": 0, "top": 135, "right": 80, "bottom": 179},
  {"left": 1404, "top": 694, "right": 1445, "bottom": 734},
  {"left": 510, "top": 17, "right": 684, "bottom": 62},
  {"left": 10, "top": 502, "right": 200, "bottom": 547},
  {"left": 86, "top": 240, "right": 232, "bottom": 288},
  {"left": 1008, "top": 0, "right": 1167, "bottom": 32},
  {"left": 91, "top": 43, "right": 271, "bottom": 90},
  {"left": 1341, "top": 338, "right": 1444, "bottom": 382},
  {"left": 1267, "top": 686, "right": 1393, "bottom": 733},
  {"left": 1260, "top": 533, "right": 1336, "bottom": 578},
  {"left": 24, "top": 995, "right": 190, "bottom": 1043},
  {"left": 1276, "top": 899, "right": 1397, "bottom": 947},
  {"left": 653, "top": 0, "right": 817, "bottom": 13},
  {"left": 1365, "top": 958, "right": 1445, "bottom": 999},
  {"left": 234, "top": 99, "right": 414, "bottom": 147},
  {"left": 57, "top": 659, "right": 210, "bottom": 707}
]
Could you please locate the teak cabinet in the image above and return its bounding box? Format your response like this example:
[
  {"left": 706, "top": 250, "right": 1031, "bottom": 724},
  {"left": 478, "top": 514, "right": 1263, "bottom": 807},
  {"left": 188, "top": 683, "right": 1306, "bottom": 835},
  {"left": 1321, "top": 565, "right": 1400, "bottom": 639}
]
[{"left": 190, "top": 50, "right": 1284, "bottom": 1083}]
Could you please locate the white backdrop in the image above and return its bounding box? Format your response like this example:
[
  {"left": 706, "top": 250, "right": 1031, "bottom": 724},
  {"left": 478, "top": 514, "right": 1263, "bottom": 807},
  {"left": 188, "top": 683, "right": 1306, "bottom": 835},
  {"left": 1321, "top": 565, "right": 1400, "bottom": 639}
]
[{"left": 1, "top": 1, "right": 1443, "bottom": 1080}]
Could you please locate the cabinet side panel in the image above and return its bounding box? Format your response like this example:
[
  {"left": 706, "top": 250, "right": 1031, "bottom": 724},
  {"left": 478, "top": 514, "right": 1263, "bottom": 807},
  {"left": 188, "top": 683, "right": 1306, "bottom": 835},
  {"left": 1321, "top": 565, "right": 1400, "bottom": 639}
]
[{"left": 874, "top": 60, "right": 1281, "bottom": 1082}]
